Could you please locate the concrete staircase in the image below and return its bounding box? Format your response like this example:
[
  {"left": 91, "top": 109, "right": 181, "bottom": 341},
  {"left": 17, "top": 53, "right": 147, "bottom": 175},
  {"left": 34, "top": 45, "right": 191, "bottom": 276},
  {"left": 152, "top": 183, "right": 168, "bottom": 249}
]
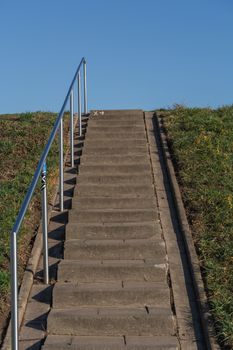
[{"left": 43, "top": 110, "right": 178, "bottom": 349}]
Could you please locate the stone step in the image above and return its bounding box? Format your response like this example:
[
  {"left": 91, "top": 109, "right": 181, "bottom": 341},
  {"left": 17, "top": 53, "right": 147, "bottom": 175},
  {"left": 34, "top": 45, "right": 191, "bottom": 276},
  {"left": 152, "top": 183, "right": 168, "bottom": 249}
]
[
  {"left": 72, "top": 197, "right": 156, "bottom": 209},
  {"left": 79, "top": 164, "right": 151, "bottom": 175},
  {"left": 83, "top": 140, "right": 147, "bottom": 148},
  {"left": 43, "top": 335, "right": 178, "bottom": 350},
  {"left": 88, "top": 119, "right": 144, "bottom": 127},
  {"left": 66, "top": 222, "right": 161, "bottom": 240},
  {"left": 52, "top": 281, "right": 170, "bottom": 308},
  {"left": 77, "top": 174, "right": 152, "bottom": 185},
  {"left": 88, "top": 115, "right": 143, "bottom": 122},
  {"left": 85, "top": 132, "right": 146, "bottom": 140},
  {"left": 58, "top": 260, "right": 167, "bottom": 283},
  {"left": 82, "top": 147, "right": 148, "bottom": 156},
  {"left": 47, "top": 306, "right": 174, "bottom": 336},
  {"left": 75, "top": 184, "right": 154, "bottom": 198},
  {"left": 90, "top": 109, "right": 142, "bottom": 118},
  {"left": 69, "top": 209, "right": 157, "bottom": 223},
  {"left": 86, "top": 126, "right": 144, "bottom": 133},
  {"left": 64, "top": 238, "right": 165, "bottom": 260},
  {"left": 80, "top": 155, "right": 149, "bottom": 165}
]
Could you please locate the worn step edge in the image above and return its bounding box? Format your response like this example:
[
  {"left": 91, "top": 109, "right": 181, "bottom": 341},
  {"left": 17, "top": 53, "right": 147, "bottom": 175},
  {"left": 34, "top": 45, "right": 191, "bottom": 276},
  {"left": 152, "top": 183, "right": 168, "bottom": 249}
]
[{"left": 47, "top": 306, "right": 175, "bottom": 336}]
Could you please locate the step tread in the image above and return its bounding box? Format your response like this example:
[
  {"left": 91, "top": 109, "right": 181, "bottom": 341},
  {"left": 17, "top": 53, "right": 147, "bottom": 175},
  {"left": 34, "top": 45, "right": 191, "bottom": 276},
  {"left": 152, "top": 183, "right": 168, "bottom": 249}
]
[
  {"left": 70, "top": 208, "right": 156, "bottom": 213},
  {"left": 84, "top": 134, "right": 146, "bottom": 140},
  {"left": 80, "top": 155, "right": 149, "bottom": 165},
  {"left": 48, "top": 306, "right": 173, "bottom": 316},
  {"left": 43, "top": 335, "right": 178, "bottom": 350},
  {"left": 65, "top": 238, "right": 162, "bottom": 245},
  {"left": 79, "top": 164, "right": 151, "bottom": 175},
  {"left": 47, "top": 306, "right": 175, "bottom": 336},
  {"left": 75, "top": 184, "right": 154, "bottom": 198},
  {"left": 72, "top": 197, "right": 156, "bottom": 209},
  {"left": 84, "top": 140, "right": 147, "bottom": 146},
  {"left": 66, "top": 222, "right": 161, "bottom": 240},
  {"left": 64, "top": 238, "right": 165, "bottom": 260},
  {"left": 86, "top": 126, "right": 145, "bottom": 131},
  {"left": 82, "top": 147, "right": 148, "bottom": 155},
  {"left": 77, "top": 174, "right": 152, "bottom": 184},
  {"left": 68, "top": 209, "right": 157, "bottom": 224},
  {"left": 52, "top": 281, "right": 170, "bottom": 308},
  {"left": 58, "top": 260, "right": 167, "bottom": 283},
  {"left": 87, "top": 121, "right": 145, "bottom": 126}
]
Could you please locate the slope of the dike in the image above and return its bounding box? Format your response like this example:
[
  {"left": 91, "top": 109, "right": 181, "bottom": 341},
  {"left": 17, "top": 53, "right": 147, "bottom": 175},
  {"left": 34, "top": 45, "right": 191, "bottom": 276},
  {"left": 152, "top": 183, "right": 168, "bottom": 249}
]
[{"left": 3, "top": 110, "right": 216, "bottom": 350}]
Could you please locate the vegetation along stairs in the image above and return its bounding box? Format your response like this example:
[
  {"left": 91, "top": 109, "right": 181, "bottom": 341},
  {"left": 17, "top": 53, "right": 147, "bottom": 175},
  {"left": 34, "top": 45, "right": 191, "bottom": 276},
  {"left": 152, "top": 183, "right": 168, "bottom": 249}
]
[{"left": 14, "top": 110, "right": 212, "bottom": 349}]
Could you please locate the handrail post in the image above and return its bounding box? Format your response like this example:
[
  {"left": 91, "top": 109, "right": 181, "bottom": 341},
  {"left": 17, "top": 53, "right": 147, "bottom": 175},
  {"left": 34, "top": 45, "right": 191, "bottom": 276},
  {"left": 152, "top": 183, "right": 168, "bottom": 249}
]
[
  {"left": 78, "top": 71, "right": 82, "bottom": 136},
  {"left": 59, "top": 118, "right": 64, "bottom": 211},
  {"left": 10, "top": 231, "right": 18, "bottom": 350},
  {"left": 41, "top": 162, "right": 49, "bottom": 284},
  {"left": 70, "top": 90, "right": 74, "bottom": 167},
  {"left": 83, "top": 59, "right": 87, "bottom": 114}
]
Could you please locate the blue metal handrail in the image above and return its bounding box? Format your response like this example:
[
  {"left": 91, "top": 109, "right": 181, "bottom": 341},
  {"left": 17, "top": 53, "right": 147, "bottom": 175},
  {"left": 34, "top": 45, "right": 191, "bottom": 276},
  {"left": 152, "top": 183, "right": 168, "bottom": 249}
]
[{"left": 10, "top": 57, "right": 88, "bottom": 350}]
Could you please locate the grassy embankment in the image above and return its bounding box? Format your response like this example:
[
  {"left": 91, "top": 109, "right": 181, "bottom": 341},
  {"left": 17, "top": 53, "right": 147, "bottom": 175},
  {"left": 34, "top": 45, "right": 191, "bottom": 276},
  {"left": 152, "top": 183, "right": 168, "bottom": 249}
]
[
  {"left": 0, "top": 112, "right": 69, "bottom": 338},
  {"left": 160, "top": 106, "right": 233, "bottom": 348}
]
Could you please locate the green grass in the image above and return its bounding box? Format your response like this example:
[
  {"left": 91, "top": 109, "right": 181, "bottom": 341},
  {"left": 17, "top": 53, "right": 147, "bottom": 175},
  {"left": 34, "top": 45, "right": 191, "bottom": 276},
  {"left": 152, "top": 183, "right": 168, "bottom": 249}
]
[
  {"left": 160, "top": 105, "right": 233, "bottom": 348},
  {"left": 0, "top": 112, "right": 68, "bottom": 305}
]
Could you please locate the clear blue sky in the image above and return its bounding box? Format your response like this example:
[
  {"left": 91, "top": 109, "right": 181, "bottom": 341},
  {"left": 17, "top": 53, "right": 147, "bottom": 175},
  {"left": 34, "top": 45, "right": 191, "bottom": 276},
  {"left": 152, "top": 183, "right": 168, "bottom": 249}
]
[{"left": 0, "top": 0, "right": 232, "bottom": 113}]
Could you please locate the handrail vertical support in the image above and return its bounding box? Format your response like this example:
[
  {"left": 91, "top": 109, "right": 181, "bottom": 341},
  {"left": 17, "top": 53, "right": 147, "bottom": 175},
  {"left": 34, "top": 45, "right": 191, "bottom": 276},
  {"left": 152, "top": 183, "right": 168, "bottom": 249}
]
[
  {"left": 41, "top": 162, "right": 49, "bottom": 284},
  {"left": 70, "top": 90, "right": 74, "bottom": 167},
  {"left": 83, "top": 59, "right": 87, "bottom": 114},
  {"left": 78, "top": 71, "right": 82, "bottom": 136},
  {"left": 10, "top": 231, "right": 18, "bottom": 350},
  {"left": 59, "top": 118, "right": 64, "bottom": 211}
]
